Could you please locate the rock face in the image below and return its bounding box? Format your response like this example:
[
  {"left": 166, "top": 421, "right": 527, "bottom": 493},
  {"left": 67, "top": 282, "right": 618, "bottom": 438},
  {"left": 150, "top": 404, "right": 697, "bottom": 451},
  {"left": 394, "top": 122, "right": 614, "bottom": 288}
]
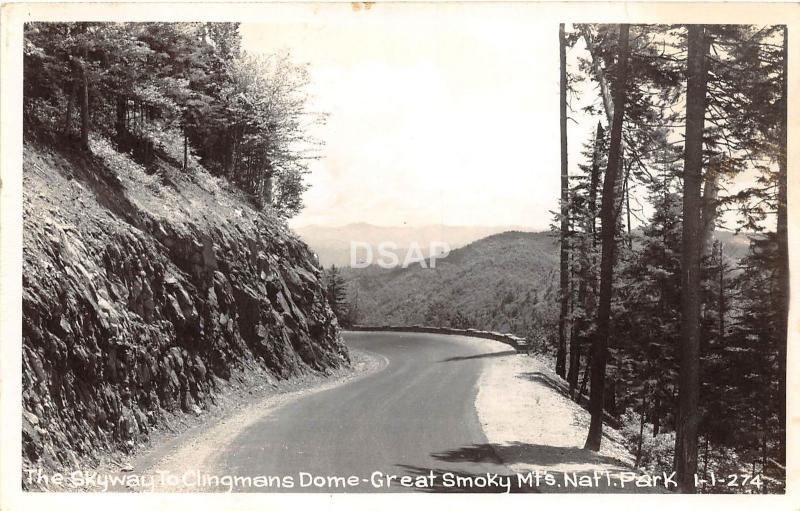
[{"left": 22, "top": 141, "right": 349, "bottom": 478}]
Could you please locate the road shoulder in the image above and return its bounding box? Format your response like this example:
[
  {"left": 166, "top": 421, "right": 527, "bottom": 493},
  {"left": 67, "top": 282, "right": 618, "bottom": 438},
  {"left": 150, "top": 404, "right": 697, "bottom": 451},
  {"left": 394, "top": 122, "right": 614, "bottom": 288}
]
[
  {"left": 123, "top": 349, "right": 387, "bottom": 492},
  {"left": 476, "top": 351, "right": 636, "bottom": 476}
]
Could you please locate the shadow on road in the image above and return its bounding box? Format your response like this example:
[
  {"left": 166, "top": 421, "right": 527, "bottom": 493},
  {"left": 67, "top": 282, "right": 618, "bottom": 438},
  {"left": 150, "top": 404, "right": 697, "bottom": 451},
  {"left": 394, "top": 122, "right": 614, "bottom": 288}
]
[
  {"left": 438, "top": 350, "right": 517, "bottom": 363},
  {"left": 430, "top": 442, "right": 624, "bottom": 468},
  {"left": 396, "top": 443, "right": 666, "bottom": 493}
]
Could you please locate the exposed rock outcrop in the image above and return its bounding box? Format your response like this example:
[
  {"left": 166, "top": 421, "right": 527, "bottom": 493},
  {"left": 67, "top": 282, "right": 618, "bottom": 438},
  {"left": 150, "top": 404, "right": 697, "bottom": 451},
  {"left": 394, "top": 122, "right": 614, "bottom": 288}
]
[{"left": 22, "top": 140, "right": 349, "bottom": 481}]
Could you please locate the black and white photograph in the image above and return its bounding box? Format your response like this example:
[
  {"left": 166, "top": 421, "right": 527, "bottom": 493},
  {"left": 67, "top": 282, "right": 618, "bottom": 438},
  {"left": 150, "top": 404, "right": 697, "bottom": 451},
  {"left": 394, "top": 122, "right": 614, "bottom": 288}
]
[{"left": 1, "top": 1, "right": 798, "bottom": 508}]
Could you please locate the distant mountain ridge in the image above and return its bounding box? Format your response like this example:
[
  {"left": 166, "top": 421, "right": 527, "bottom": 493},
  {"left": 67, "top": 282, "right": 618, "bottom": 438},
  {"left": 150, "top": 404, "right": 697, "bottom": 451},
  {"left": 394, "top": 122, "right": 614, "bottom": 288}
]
[
  {"left": 293, "top": 223, "right": 536, "bottom": 267},
  {"left": 342, "top": 230, "right": 560, "bottom": 336},
  {"left": 339, "top": 228, "right": 755, "bottom": 339}
]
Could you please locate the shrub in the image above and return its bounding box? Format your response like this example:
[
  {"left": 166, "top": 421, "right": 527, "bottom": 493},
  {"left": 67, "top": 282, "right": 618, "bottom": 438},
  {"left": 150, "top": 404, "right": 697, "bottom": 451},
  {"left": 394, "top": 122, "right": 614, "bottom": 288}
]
[{"left": 619, "top": 408, "right": 675, "bottom": 473}]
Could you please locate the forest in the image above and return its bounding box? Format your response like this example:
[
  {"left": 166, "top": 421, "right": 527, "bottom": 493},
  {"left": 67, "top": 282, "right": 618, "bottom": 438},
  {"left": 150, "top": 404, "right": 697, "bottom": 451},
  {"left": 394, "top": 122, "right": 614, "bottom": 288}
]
[
  {"left": 23, "top": 22, "right": 320, "bottom": 215},
  {"left": 553, "top": 24, "right": 787, "bottom": 492}
]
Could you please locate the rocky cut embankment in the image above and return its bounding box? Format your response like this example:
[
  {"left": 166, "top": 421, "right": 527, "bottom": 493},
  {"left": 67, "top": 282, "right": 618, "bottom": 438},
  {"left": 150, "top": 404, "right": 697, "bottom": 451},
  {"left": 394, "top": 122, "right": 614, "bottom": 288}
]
[{"left": 22, "top": 137, "right": 349, "bottom": 483}]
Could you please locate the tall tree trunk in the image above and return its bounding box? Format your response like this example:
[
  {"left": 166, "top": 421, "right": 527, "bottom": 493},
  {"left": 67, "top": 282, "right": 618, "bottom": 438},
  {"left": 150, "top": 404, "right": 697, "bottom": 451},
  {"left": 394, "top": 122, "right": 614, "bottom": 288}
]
[
  {"left": 265, "top": 170, "right": 274, "bottom": 206},
  {"left": 623, "top": 160, "right": 633, "bottom": 248},
  {"left": 75, "top": 58, "right": 90, "bottom": 151},
  {"left": 718, "top": 244, "right": 725, "bottom": 340},
  {"left": 227, "top": 126, "right": 241, "bottom": 178},
  {"left": 579, "top": 350, "right": 591, "bottom": 399},
  {"left": 775, "top": 24, "right": 788, "bottom": 475},
  {"left": 569, "top": 270, "right": 585, "bottom": 400},
  {"left": 702, "top": 436, "right": 710, "bottom": 492},
  {"left": 571, "top": 124, "right": 604, "bottom": 400},
  {"left": 604, "top": 378, "right": 617, "bottom": 416},
  {"left": 557, "top": 22, "right": 569, "bottom": 379},
  {"left": 674, "top": 24, "right": 710, "bottom": 493},
  {"left": 625, "top": 173, "right": 631, "bottom": 238},
  {"left": 589, "top": 122, "right": 604, "bottom": 248},
  {"left": 115, "top": 95, "right": 127, "bottom": 151},
  {"left": 183, "top": 127, "right": 188, "bottom": 171},
  {"left": 653, "top": 395, "right": 661, "bottom": 435},
  {"left": 701, "top": 160, "right": 720, "bottom": 254},
  {"left": 635, "top": 387, "right": 647, "bottom": 468},
  {"left": 64, "top": 80, "right": 74, "bottom": 135},
  {"left": 584, "top": 24, "right": 629, "bottom": 452},
  {"left": 579, "top": 26, "right": 615, "bottom": 126}
]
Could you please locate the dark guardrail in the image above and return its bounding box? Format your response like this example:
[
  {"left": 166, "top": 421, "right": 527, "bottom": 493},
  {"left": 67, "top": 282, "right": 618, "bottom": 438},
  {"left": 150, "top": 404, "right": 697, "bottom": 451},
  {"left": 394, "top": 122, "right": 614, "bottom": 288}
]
[{"left": 345, "top": 324, "right": 529, "bottom": 352}]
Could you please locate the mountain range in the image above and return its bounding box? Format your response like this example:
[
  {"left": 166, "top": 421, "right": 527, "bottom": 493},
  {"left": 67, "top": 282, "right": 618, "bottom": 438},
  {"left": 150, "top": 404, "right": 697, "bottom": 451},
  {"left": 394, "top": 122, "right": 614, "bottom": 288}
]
[
  {"left": 292, "top": 222, "right": 534, "bottom": 267},
  {"left": 334, "top": 227, "right": 754, "bottom": 338}
]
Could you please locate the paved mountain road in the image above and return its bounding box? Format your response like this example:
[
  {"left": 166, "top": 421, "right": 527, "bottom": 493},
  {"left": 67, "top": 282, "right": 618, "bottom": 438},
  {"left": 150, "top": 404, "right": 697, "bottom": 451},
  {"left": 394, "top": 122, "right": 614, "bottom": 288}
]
[{"left": 214, "top": 331, "right": 521, "bottom": 493}]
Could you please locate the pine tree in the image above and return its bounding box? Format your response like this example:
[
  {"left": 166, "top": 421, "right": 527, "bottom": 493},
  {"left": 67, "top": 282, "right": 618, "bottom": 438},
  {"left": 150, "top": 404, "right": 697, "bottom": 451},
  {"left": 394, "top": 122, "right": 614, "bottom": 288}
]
[
  {"left": 585, "top": 24, "right": 630, "bottom": 452},
  {"left": 325, "top": 265, "right": 349, "bottom": 326},
  {"left": 566, "top": 123, "right": 606, "bottom": 400},
  {"left": 675, "top": 24, "right": 710, "bottom": 493},
  {"left": 556, "top": 22, "right": 570, "bottom": 378},
  {"left": 616, "top": 166, "right": 682, "bottom": 441}
]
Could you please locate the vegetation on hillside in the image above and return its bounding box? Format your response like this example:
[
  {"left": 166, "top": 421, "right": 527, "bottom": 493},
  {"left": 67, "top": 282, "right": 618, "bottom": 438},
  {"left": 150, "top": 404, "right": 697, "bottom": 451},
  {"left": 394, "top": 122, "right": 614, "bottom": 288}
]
[
  {"left": 324, "top": 265, "right": 361, "bottom": 328},
  {"left": 343, "top": 231, "right": 561, "bottom": 351},
  {"left": 23, "top": 22, "right": 321, "bottom": 215}
]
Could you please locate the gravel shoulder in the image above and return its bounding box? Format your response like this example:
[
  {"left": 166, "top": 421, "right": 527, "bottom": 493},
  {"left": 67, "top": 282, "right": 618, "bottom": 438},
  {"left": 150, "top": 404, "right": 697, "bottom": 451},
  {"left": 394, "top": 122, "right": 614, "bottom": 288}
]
[{"left": 476, "top": 351, "right": 635, "bottom": 474}]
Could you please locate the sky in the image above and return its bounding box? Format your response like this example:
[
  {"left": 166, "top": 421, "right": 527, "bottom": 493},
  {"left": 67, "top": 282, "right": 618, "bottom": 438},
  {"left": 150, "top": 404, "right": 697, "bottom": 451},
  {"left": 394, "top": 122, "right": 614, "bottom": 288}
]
[{"left": 240, "top": 6, "right": 600, "bottom": 230}]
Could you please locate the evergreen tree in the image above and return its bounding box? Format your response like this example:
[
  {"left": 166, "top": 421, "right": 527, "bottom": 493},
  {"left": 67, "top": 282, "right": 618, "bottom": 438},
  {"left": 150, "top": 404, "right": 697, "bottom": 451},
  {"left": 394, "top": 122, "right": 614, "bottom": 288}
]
[
  {"left": 585, "top": 23, "right": 630, "bottom": 452},
  {"left": 556, "top": 22, "right": 570, "bottom": 379},
  {"left": 325, "top": 265, "right": 350, "bottom": 326},
  {"left": 566, "top": 123, "right": 606, "bottom": 400},
  {"left": 674, "top": 24, "right": 710, "bottom": 493}
]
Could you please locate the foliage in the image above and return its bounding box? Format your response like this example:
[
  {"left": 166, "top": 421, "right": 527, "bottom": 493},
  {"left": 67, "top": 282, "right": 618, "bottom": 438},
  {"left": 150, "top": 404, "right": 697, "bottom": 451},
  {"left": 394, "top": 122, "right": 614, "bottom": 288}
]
[
  {"left": 344, "top": 232, "right": 570, "bottom": 352},
  {"left": 618, "top": 408, "right": 675, "bottom": 474},
  {"left": 22, "top": 22, "right": 322, "bottom": 216},
  {"left": 325, "top": 265, "right": 357, "bottom": 328}
]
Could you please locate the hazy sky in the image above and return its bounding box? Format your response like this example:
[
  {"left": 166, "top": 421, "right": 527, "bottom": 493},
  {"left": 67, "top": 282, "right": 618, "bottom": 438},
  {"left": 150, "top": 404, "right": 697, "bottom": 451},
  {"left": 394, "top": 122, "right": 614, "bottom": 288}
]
[{"left": 241, "top": 6, "right": 599, "bottom": 230}]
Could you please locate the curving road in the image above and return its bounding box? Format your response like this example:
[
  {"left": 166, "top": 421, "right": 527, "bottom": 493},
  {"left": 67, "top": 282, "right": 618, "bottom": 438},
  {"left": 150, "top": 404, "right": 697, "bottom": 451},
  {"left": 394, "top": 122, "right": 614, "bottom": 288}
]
[{"left": 214, "top": 331, "right": 522, "bottom": 493}]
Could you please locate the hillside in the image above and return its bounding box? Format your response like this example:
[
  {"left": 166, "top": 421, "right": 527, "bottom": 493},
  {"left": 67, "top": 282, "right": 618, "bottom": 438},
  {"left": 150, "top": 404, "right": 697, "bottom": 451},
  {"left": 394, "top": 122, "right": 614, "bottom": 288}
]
[
  {"left": 343, "top": 231, "right": 560, "bottom": 338},
  {"left": 22, "top": 136, "right": 348, "bottom": 480}
]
